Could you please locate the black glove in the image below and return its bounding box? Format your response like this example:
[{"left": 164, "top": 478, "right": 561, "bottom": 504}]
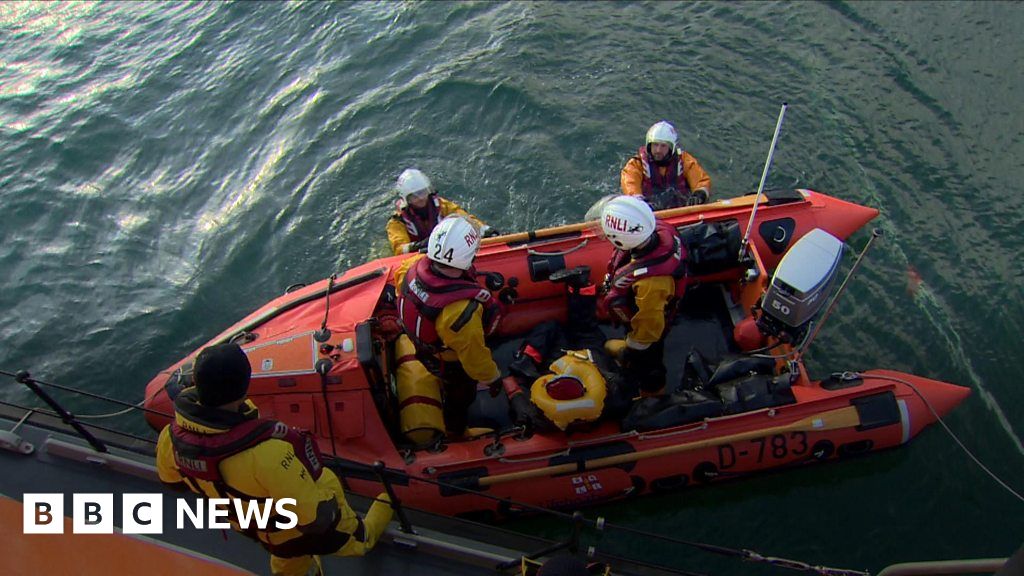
[
  {"left": 406, "top": 239, "right": 428, "bottom": 253},
  {"left": 620, "top": 345, "right": 640, "bottom": 372},
  {"left": 483, "top": 227, "right": 502, "bottom": 238},
  {"left": 488, "top": 378, "right": 503, "bottom": 398},
  {"left": 687, "top": 189, "right": 709, "bottom": 206}
]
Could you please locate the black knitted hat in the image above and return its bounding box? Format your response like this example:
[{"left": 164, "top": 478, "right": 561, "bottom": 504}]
[{"left": 193, "top": 343, "right": 251, "bottom": 406}]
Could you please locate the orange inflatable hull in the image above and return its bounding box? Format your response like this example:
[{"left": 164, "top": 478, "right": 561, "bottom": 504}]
[{"left": 143, "top": 190, "right": 969, "bottom": 519}]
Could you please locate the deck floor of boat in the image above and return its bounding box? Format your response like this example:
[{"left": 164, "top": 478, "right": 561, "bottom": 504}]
[{"left": 467, "top": 282, "right": 739, "bottom": 431}]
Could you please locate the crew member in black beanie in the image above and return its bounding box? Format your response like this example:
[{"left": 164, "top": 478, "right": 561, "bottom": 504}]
[
  {"left": 156, "top": 342, "right": 393, "bottom": 576},
  {"left": 193, "top": 342, "right": 252, "bottom": 407}
]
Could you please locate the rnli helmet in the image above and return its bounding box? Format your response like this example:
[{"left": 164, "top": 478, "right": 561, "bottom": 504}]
[
  {"left": 600, "top": 195, "right": 656, "bottom": 250},
  {"left": 645, "top": 121, "right": 678, "bottom": 155},
  {"left": 396, "top": 168, "right": 433, "bottom": 202},
  {"left": 427, "top": 216, "right": 480, "bottom": 270}
]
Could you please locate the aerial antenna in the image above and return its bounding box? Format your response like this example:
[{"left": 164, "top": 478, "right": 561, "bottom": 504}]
[{"left": 739, "top": 102, "right": 788, "bottom": 260}]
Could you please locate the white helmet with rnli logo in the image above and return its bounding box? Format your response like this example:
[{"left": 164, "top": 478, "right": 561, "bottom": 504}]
[
  {"left": 396, "top": 168, "right": 433, "bottom": 202},
  {"left": 427, "top": 216, "right": 480, "bottom": 270},
  {"left": 600, "top": 195, "right": 656, "bottom": 250},
  {"left": 645, "top": 121, "right": 678, "bottom": 155}
]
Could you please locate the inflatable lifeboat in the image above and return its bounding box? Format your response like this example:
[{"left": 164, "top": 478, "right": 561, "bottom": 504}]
[{"left": 143, "top": 189, "right": 969, "bottom": 520}]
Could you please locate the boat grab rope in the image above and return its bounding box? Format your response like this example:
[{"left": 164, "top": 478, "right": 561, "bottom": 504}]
[{"left": 852, "top": 372, "right": 1024, "bottom": 505}]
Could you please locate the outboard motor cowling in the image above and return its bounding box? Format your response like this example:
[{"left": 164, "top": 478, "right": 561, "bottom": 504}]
[{"left": 758, "top": 228, "right": 844, "bottom": 342}]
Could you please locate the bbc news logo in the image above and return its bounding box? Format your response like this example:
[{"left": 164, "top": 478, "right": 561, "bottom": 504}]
[{"left": 23, "top": 493, "right": 298, "bottom": 534}]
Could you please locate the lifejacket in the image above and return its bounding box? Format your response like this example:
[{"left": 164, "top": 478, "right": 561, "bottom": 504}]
[
  {"left": 167, "top": 392, "right": 356, "bottom": 558},
  {"left": 530, "top": 350, "right": 607, "bottom": 431},
  {"left": 396, "top": 194, "right": 443, "bottom": 242},
  {"left": 602, "top": 220, "right": 688, "bottom": 325},
  {"left": 638, "top": 146, "right": 691, "bottom": 209},
  {"left": 170, "top": 415, "right": 323, "bottom": 490},
  {"left": 397, "top": 257, "right": 501, "bottom": 355}
]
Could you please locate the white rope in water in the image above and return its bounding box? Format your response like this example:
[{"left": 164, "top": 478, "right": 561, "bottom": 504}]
[
  {"left": 862, "top": 372, "right": 1024, "bottom": 504},
  {"left": 75, "top": 403, "right": 142, "bottom": 419}
]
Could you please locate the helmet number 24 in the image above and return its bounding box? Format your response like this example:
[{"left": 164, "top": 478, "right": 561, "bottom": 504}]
[{"left": 433, "top": 244, "right": 454, "bottom": 264}]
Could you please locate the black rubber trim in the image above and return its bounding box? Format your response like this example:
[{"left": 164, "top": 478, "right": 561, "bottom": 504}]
[
  {"left": 323, "top": 456, "right": 410, "bottom": 486},
  {"left": 763, "top": 188, "right": 806, "bottom": 205},
  {"left": 851, "top": 391, "right": 901, "bottom": 431},
  {"left": 548, "top": 441, "right": 637, "bottom": 474},
  {"left": 438, "top": 466, "right": 490, "bottom": 496},
  {"left": 527, "top": 253, "right": 566, "bottom": 282}
]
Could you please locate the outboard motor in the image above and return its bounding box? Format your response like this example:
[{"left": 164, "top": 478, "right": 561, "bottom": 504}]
[{"left": 757, "top": 228, "right": 844, "bottom": 343}]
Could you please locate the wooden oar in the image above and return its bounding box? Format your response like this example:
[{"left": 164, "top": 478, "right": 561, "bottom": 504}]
[
  {"left": 481, "top": 195, "right": 767, "bottom": 246},
  {"left": 477, "top": 405, "right": 860, "bottom": 488}
]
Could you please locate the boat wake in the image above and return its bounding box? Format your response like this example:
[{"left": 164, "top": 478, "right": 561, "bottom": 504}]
[{"left": 909, "top": 262, "right": 1024, "bottom": 457}]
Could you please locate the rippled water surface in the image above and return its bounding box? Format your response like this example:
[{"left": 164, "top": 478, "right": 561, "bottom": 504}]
[{"left": 2, "top": 1, "right": 1021, "bottom": 572}]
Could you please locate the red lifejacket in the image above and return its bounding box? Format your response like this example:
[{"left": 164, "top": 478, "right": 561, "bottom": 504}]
[
  {"left": 170, "top": 417, "right": 324, "bottom": 487},
  {"left": 397, "top": 257, "right": 500, "bottom": 355},
  {"left": 397, "top": 195, "right": 443, "bottom": 242},
  {"left": 169, "top": 399, "right": 339, "bottom": 557},
  {"left": 602, "top": 220, "right": 689, "bottom": 324},
  {"left": 638, "top": 146, "right": 691, "bottom": 209}
]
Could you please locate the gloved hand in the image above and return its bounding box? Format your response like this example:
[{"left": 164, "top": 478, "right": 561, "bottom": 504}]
[
  {"left": 487, "top": 377, "right": 503, "bottom": 398},
  {"left": 621, "top": 344, "right": 644, "bottom": 371},
  {"left": 403, "top": 239, "right": 428, "bottom": 254},
  {"left": 687, "top": 189, "right": 709, "bottom": 206},
  {"left": 482, "top": 226, "right": 502, "bottom": 238}
]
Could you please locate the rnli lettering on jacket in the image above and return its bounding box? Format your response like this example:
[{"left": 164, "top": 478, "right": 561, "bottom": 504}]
[
  {"left": 638, "top": 146, "right": 691, "bottom": 208},
  {"left": 398, "top": 257, "right": 499, "bottom": 353},
  {"left": 397, "top": 195, "right": 442, "bottom": 241},
  {"left": 603, "top": 220, "right": 688, "bottom": 322},
  {"left": 170, "top": 417, "right": 323, "bottom": 486}
]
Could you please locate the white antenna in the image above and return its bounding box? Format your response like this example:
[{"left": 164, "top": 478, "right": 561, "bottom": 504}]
[{"left": 739, "top": 102, "right": 788, "bottom": 260}]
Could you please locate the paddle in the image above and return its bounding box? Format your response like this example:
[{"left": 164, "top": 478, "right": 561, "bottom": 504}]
[
  {"left": 481, "top": 195, "right": 766, "bottom": 247},
  {"left": 476, "top": 405, "right": 860, "bottom": 488}
]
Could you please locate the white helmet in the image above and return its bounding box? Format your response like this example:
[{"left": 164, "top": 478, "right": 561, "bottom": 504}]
[
  {"left": 600, "top": 195, "right": 656, "bottom": 250},
  {"left": 645, "top": 121, "right": 678, "bottom": 155},
  {"left": 396, "top": 168, "right": 433, "bottom": 202},
  {"left": 427, "top": 216, "right": 480, "bottom": 270}
]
